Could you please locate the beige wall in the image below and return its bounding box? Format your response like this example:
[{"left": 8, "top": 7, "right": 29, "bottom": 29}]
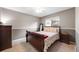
[
  {"left": 1, "top": 8, "right": 39, "bottom": 30},
  {"left": 76, "top": 7, "right": 79, "bottom": 51},
  {"left": 0, "top": 8, "right": 40, "bottom": 40},
  {"left": 0, "top": 7, "right": 75, "bottom": 41},
  {"left": 41, "top": 8, "right": 75, "bottom": 29},
  {"left": 40, "top": 8, "right": 75, "bottom": 42},
  {"left": 0, "top": 8, "right": 1, "bottom": 21}
]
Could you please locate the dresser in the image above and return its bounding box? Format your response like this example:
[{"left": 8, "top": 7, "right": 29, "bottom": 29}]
[{"left": 0, "top": 25, "right": 12, "bottom": 51}]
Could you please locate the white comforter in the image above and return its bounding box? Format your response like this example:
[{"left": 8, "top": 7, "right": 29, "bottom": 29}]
[{"left": 36, "top": 31, "right": 59, "bottom": 52}]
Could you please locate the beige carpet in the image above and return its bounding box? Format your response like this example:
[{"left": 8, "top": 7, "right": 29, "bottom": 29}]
[
  {"left": 2, "top": 42, "right": 38, "bottom": 52},
  {"left": 2, "top": 40, "right": 76, "bottom": 52},
  {"left": 48, "top": 41, "right": 76, "bottom": 52}
]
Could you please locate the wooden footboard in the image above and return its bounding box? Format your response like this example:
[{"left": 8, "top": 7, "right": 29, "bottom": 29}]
[
  {"left": 26, "top": 26, "right": 60, "bottom": 52},
  {"left": 26, "top": 31, "right": 44, "bottom": 52}
]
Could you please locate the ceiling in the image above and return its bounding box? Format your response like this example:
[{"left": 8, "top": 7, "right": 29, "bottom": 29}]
[{"left": 4, "top": 7, "right": 72, "bottom": 17}]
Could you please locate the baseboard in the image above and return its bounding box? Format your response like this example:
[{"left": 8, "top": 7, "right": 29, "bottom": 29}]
[{"left": 12, "top": 37, "right": 26, "bottom": 45}]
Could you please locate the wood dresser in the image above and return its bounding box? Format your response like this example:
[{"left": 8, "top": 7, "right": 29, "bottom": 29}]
[{"left": 0, "top": 25, "right": 12, "bottom": 51}]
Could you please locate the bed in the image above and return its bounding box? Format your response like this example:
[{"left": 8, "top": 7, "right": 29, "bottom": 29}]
[{"left": 26, "top": 26, "right": 60, "bottom": 52}]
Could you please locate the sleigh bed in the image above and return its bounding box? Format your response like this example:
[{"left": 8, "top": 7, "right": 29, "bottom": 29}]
[{"left": 26, "top": 26, "right": 60, "bottom": 52}]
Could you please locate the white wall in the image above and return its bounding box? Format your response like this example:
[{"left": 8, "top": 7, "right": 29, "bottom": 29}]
[{"left": 76, "top": 7, "right": 79, "bottom": 51}]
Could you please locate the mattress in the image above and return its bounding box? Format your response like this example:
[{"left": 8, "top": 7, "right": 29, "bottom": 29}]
[{"left": 36, "top": 31, "right": 59, "bottom": 51}]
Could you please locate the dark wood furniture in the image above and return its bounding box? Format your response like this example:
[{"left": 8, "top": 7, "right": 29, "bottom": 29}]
[
  {"left": 60, "top": 32, "right": 70, "bottom": 44},
  {"left": 26, "top": 26, "right": 60, "bottom": 52},
  {"left": 26, "top": 31, "right": 44, "bottom": 52},
  {"left": 0, "top": 25, "right": 12, "bottom": 51}
]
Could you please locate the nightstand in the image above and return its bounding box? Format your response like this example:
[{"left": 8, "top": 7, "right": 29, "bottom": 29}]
[{"left": 60, "top": 32, "right": 70, "bottom": 44}]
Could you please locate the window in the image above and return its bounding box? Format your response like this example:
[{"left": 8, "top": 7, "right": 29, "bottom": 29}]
[
  {"left": 52, "top": 16, "right": 60, "bottom": 26},
  {"left": 45, "top": 16, "right": 60, "bottom": 26}
]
